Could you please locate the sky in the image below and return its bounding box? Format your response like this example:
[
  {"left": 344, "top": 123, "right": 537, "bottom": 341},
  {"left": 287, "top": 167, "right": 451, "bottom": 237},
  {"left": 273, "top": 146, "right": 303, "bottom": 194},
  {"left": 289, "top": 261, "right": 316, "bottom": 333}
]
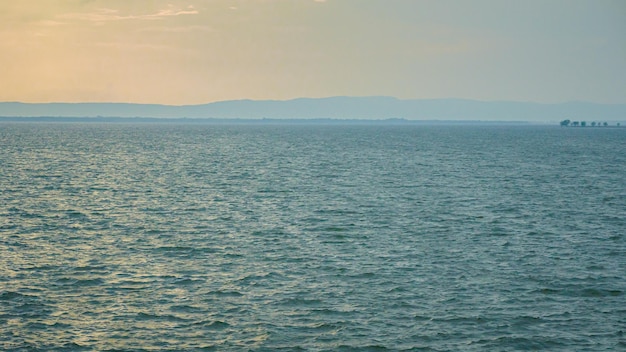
[{"left": 1, "top": 0, "right": 625, "bottom": 105}]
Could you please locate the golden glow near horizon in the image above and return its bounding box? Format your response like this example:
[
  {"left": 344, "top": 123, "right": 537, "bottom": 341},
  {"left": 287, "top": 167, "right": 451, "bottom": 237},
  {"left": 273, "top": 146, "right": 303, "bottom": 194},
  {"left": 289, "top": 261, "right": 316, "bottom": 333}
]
[{"left": 1, "top": 0, "right": 625, "bottom": 104}]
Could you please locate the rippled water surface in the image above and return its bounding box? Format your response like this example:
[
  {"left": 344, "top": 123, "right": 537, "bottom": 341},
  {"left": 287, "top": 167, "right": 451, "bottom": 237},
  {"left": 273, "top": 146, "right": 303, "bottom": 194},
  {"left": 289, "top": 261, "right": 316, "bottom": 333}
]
[{"left": 1, "top": 123, "right": 625, "bottom": 351}]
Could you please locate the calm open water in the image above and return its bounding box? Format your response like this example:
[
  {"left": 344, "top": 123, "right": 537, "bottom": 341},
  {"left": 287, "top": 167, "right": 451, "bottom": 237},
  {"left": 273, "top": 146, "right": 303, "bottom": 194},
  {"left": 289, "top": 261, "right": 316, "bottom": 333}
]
[{"left": 1, "top": 123, "right": 625, "bottom": 351}]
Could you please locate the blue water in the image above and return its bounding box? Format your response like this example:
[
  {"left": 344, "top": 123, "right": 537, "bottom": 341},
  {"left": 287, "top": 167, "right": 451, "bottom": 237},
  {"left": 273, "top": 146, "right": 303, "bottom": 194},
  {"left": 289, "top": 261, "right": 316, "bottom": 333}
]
[{"left": 1, "top": 123, "right": 625, "bottom": 351}]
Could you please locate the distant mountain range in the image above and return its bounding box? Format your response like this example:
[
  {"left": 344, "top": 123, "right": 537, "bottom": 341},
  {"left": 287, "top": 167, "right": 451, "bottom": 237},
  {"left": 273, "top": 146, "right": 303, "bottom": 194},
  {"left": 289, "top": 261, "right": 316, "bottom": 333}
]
[{"left": 1, "top": 97, "right": 625, "bottom": 122}]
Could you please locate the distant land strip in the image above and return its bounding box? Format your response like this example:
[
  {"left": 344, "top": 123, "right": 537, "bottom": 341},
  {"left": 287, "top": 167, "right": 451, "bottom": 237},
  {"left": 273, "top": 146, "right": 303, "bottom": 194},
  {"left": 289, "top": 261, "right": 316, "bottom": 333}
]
[
  {"left": 0, "top": 116, "right": 535, "bottom": 125},
  {"left": 1, "top": 97, "right": 625, "bottom": 122}
]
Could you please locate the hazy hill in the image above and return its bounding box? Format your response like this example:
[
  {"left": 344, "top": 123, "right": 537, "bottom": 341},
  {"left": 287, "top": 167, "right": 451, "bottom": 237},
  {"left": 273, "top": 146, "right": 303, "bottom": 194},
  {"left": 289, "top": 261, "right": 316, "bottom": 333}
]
[{"left": 1, "top": 97, "right": 625, "bottom": 122}]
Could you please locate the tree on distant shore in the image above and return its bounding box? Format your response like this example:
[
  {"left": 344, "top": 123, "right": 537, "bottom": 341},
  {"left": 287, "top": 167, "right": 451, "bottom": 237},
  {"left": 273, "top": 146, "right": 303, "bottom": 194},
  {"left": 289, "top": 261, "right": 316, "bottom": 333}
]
[{"left": 560, "top": 119, "right": 571, "bottom": 126}]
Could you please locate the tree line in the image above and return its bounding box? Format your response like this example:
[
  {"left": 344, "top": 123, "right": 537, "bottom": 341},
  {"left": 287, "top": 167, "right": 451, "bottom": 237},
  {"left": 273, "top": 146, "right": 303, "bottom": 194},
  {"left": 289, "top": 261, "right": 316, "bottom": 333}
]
[{"left": 560, "top": 119, "right": 620, "bottom": 127}]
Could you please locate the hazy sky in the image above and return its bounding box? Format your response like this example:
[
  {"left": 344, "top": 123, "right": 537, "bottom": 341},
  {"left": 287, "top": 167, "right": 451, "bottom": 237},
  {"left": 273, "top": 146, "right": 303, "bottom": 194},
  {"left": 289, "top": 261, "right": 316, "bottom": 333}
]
[{"left": 2, "top": 0, "right": 625, "bottom": 104}]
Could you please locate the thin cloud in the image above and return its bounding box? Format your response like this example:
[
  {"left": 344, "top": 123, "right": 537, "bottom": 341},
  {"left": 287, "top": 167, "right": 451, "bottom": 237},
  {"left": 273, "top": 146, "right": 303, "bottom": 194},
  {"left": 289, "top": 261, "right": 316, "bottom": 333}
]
[
  {"left": 60, "top": 6, "right": 199, "bottom": 22},
  {"left": 138, "top": 25, "right": 216, "bottom": 33}
]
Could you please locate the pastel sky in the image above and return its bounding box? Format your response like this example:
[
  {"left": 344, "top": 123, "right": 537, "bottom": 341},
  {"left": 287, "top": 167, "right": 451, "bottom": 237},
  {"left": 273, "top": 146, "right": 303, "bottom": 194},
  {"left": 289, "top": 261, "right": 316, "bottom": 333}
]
[{"left": 2, "top": 0, "right": 625, "bottom": 104}]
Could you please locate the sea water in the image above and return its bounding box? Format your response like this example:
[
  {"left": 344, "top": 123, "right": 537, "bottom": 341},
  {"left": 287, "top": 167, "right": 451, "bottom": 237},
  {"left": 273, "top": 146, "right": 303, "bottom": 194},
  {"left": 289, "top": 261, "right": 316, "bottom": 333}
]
[{"left": 1, "top": 123, "right": 625, "bottom": 351}]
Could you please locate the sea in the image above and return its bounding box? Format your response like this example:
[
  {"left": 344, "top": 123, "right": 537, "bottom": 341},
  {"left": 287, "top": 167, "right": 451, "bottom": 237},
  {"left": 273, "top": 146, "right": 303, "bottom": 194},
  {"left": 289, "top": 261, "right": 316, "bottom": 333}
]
[{"left": 1, "top": 122, "right": 625, "bottom": 351}]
